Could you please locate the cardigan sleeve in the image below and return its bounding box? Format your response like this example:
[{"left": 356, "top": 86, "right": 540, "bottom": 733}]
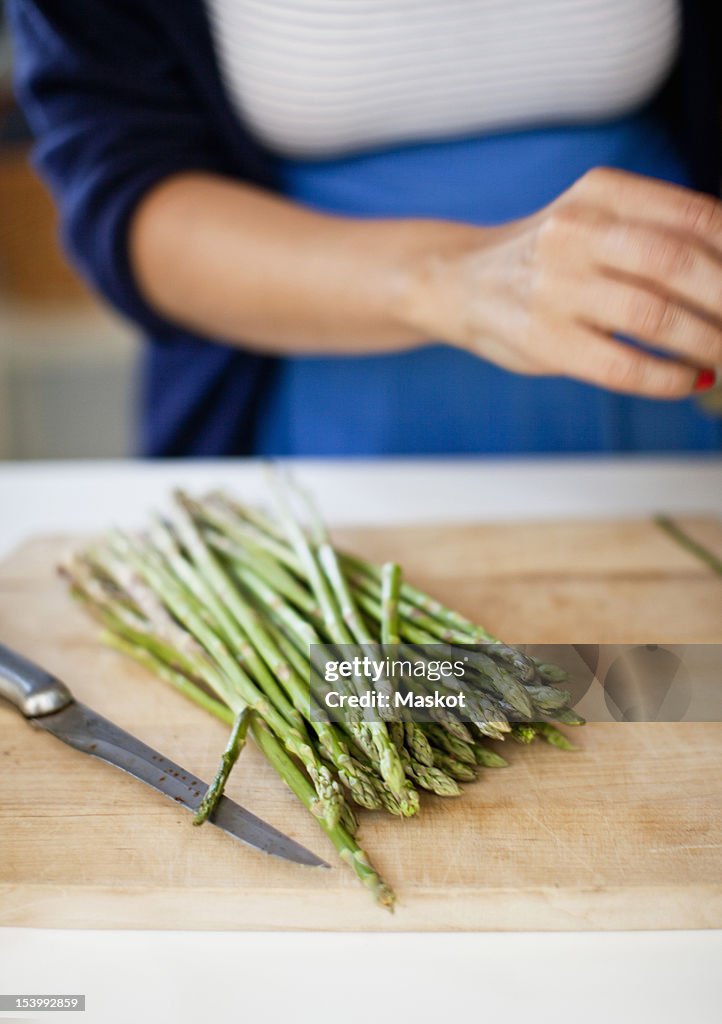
[{"left": 7, "top": 0, "right": 233, "bottom": 332}]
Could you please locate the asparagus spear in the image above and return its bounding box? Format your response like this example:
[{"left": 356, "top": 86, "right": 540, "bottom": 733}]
[
  {"left": 193, "top": 709, "right": 250, "bottom": 826},
  {"left": 431, "top": 750, "right": 477, "bottom": 783},
  {"left": 377, "top": 571, "right": 438, "bottom": 771},
  {"left": 524, "top": 683, "right": 573, "bottom": 714},
  {"left": 654, "top": 514, "right": 722, "bottom": 578},
  {"left": 511, "top": 724, "right": 537, "bottom": 744},
  {"left": 534, "top": 723, "right": 577, "bottom": 751},
  {"left": 553, "top": 709, "right": 586, "bottom": 727},
  {"left": 424, "top": 723, "right": 477, "bottom": 766},
  {"left": 533, "top": 661, "right": 570, "bottom": 684},
  {"left": 406, "top": 759, "right": 462, "bottom": 797},
  {"left": 404, "top": 722, "right": 435, "bottom": 768},
  {"left": 380, "top": 562, "right": 402, "bottom": 645},
  {"left": 473, "top": 745, "right": 510, "bottom": 768}
]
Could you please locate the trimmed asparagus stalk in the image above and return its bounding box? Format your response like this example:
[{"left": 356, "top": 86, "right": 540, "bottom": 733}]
[{"left": 193, "top": 709, "right": 250, "bottom": 826}]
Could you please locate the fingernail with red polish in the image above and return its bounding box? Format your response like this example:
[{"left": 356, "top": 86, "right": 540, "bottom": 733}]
[{"left": 694, "top": 368, "right": 716, "bottom": 392}]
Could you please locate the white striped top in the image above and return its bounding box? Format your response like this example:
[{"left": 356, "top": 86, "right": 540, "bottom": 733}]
[{"left": 205, "top": 0, "right": 681, "bottom": 158}]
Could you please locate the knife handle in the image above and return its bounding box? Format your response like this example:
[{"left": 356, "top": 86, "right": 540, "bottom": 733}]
[{"left": 0, "top": 642, "right": 74, "bottom": 717}]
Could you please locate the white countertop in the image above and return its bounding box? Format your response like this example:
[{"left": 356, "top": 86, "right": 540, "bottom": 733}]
[
  {"left": 1, "top": 455, "right": 721, "bottom": 557},
  {"left": 1, "top": 456, "right": 721, "bottom": 1024}
]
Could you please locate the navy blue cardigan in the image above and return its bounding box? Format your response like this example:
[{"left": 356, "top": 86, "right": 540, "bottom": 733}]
[{"left": 7, "top": 0, "right": 722, "bottom": 455}]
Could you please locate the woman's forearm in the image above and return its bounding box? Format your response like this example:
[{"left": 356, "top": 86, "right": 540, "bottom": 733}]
[{"left": 129, "top": 171, "right": 470, "bottom": 354}]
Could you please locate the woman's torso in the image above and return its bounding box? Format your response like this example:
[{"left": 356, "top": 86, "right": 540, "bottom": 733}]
[{"left": 206, "top": 0, "right": 680, "bottom": 158}]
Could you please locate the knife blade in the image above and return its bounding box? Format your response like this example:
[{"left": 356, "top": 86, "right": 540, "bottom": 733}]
[{"left": 0, "top": 641, "right": 328, "bottom": 868}]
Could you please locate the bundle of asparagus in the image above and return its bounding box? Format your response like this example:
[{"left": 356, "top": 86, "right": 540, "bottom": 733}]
[{"left": 61, "top": 474, "right": 582, "bottom": 908}]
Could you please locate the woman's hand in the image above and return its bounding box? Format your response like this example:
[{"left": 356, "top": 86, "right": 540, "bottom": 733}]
[{"left": 403, "top": 167, "right": 722, "bottom": 396}]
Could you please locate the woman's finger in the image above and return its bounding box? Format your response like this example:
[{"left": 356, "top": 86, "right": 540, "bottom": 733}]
[
  {"left": 560, "top": 275, "right": 722, "bottom": 367},
  {"left": 572, "top": 167, "right": 722, "bottom": 255},
  {"left": 536, "top": 323, "right": 698, "bottom": 398},
  {"left": 590, "top": 220, "right": 722, "bottom": 325}
]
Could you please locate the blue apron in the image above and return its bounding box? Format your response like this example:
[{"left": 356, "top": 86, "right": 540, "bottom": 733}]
[{"left": 255, "top": 111, "right": 721, "bottom": 455}]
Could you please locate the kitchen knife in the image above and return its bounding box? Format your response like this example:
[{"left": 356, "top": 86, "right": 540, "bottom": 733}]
[{"left": 0, "top": 641, "right": 328, "bottom": 868}]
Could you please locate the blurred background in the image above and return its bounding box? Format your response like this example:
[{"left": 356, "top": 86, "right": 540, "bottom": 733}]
[{"left": 0, "top": 0, "right": 136, "bottom": 459}]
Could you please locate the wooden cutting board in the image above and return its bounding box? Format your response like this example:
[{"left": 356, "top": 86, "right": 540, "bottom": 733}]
[{"left": 1, "top": 518, "right": 721, "bottom": 931}]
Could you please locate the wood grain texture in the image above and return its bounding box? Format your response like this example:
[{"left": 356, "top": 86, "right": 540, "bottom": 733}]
[{"left": 1, "top": 518, "right": 721, "bottom": 931}]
